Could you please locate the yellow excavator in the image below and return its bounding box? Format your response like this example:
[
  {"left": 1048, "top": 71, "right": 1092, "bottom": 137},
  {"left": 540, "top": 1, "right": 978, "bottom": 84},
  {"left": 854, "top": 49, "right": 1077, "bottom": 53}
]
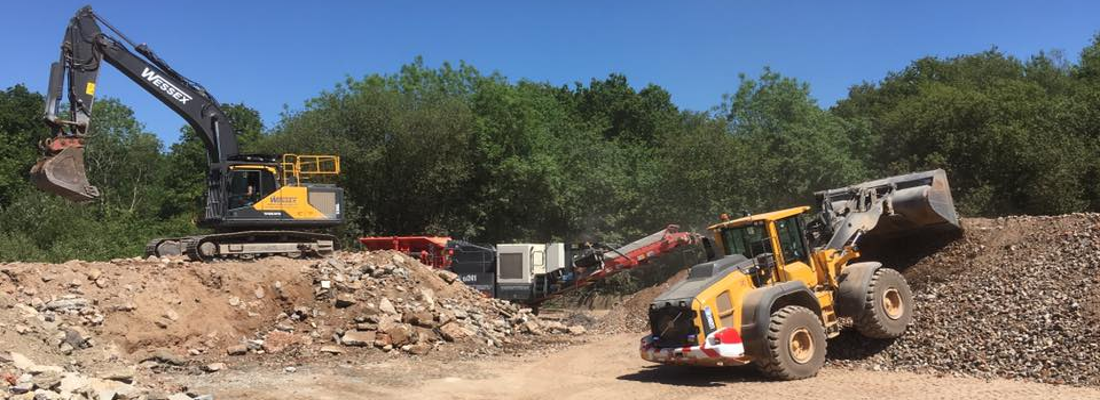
[
  {"left": 641, "top": 169, "right": 960, "bottom": 380},
  {"left": 31, "top": 6, "right": 344, "bottom": 261}
]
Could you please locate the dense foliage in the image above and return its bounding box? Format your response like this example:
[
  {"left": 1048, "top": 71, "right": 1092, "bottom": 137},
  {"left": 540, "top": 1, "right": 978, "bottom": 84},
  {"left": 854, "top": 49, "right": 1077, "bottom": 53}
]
[{"left": 2, "top": 36, "right": 1099, "bottom": 262}]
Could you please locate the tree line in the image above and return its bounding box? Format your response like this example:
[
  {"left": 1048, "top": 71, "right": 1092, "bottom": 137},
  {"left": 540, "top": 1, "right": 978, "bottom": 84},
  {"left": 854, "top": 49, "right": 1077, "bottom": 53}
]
[{"left": 1, "top": 35, "right": 1099, "bottom": 262}]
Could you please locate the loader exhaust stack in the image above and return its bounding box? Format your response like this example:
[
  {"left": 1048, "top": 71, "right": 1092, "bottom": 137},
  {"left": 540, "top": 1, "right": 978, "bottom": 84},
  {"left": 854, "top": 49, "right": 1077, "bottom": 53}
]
[
  {"left": 816, "top": 169, "right": 960, "bottom": 249},
  {"left": 30, "top": 143, "right": 100, "bottom": 202}
]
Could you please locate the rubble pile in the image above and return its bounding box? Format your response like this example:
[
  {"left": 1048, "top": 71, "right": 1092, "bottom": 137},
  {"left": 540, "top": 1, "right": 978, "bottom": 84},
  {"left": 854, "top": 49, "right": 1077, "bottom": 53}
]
[
  {"left": 832, "top": 214, "right": 1100, "bottom": 386},
  {"left": 0, "top": 351, "right": 208, "bottom": 400},
  {"left": 248, "top": 251, "right": 586, "bottom": 357},
  {"left": 0, "top": 250, "right": 584, "bottom": 398}
]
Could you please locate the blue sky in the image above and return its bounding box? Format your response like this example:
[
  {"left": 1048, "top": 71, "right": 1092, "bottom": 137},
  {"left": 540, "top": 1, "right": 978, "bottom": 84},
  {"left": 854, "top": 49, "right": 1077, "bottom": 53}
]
[{"left": 2, "top": 1, "right": 1097, "bottom": 146}]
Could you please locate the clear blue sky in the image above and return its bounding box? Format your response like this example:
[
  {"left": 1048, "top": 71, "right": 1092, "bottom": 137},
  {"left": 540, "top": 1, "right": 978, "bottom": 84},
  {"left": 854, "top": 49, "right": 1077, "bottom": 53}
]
[{"left": 2, "top": 1, "right": 1097, "bottom": 146}]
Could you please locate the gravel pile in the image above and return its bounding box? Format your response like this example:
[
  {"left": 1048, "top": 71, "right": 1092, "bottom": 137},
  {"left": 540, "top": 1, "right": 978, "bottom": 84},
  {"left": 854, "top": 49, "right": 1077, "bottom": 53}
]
[{"left": 831, "top": 214, "right": 1100, "bottom": 386}]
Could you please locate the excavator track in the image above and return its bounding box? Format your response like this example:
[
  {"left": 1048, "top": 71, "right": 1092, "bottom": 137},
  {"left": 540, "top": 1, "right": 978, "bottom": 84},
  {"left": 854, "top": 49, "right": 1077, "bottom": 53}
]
[{"left": 146, "top": 230, "right": 338, "bottom": 262}]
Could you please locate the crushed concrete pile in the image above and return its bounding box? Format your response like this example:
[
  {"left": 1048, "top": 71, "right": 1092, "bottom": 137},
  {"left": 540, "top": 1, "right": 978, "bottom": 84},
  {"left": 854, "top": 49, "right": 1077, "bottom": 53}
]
[
  {"left": 1, "top": 250, "right": 582, "bottom": 398},
  {"left": 0, "top": 351, "right": 208, "bottom": 400},
  {"left": 304, "top": 251, "right": 586, "bottom": 356},
  {"left": 832, "top": 214, "right": 1100, "bottom": 386}
]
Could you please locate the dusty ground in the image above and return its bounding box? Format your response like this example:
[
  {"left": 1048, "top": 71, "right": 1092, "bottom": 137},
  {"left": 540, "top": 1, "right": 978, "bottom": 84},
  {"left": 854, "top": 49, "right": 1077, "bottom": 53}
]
[
  {"left": 5, "top": 214, "right": 1100, "bottom": 399},
  {"left": 172, "top": 333, "right": 1100, "bottom": 400}
]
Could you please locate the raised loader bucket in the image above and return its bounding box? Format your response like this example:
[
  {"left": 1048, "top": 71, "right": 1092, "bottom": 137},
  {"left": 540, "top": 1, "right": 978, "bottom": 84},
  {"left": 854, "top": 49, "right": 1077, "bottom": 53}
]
[
  {"left": 30, "top": 146, "right": 100, "bottom": 202},
  {"left": 815, "top": 169, "right": 960, "bottom": 243}
]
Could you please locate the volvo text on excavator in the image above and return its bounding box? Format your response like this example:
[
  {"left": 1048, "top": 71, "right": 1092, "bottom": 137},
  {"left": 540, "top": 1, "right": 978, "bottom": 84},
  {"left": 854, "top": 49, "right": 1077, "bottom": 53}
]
[{"left": 31, "top": 6, "right": 344, "bottom": 261}]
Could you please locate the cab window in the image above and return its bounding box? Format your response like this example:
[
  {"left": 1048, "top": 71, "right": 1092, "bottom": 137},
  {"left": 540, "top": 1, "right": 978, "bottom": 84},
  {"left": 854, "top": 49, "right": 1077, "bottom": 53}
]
[
  {"left": 228, "top": 169, "right": 277, "bottom": 209},
  {"left": 720, "top": 223, "right": 771, "bottom": 259},
  {"left": 775, "top": 216, "right": 808, "bottom": 263}
]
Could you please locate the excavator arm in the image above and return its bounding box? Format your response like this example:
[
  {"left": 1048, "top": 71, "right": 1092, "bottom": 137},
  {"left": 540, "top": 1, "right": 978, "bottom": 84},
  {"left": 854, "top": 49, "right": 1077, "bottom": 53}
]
[{"left": 33, "top": 5, "right": 239, "bottom": 202}]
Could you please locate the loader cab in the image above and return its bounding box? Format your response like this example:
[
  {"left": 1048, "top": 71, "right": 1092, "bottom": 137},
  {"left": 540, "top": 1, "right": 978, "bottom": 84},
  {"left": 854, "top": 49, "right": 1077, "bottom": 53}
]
[{"left": 708, "top": 207, "right": 818, "bottom": 288}]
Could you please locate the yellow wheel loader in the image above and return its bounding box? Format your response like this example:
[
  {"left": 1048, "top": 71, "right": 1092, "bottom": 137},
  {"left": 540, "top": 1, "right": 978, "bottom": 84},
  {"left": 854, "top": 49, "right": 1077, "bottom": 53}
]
[{"left": 640, "top": 169, "right": 960, "bottom": 380}]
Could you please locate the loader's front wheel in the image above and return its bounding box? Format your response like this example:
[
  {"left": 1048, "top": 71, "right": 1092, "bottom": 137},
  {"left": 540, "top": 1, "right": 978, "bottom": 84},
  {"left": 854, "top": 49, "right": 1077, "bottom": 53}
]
[
  {"left": 755, "top": 305, "right": 826, "bottom": 380},
  {"left": 854, "top": 268, "right": 913, "bottom": 339}
]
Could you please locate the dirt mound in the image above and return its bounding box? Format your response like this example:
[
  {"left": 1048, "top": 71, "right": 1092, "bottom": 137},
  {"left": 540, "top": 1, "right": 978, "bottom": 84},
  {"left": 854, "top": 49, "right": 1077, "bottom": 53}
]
[
  {"left": 597, "top": 268, "right": 690, "bottom": 333},
  {"left": 832, "top": 214, "right": 1100, "bottom": 386},
  {"left": 1, "top": 251, "right": 582, "bottom": 396}
]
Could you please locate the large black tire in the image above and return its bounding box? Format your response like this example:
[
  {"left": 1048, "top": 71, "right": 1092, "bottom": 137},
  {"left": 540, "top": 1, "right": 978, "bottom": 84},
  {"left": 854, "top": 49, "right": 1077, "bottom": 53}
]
[
  {"left": 754, "top": 305, "right": 827, "bottom": 380},
  {"left": 853, "top": 268, "right": 913, "bottom": 339}
]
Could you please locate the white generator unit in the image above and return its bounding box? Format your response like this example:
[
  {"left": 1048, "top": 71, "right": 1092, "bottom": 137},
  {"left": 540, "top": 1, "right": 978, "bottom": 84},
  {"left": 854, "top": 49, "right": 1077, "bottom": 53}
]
[{"left": 495, "top": 243, "right": 566, "bottom": 300}]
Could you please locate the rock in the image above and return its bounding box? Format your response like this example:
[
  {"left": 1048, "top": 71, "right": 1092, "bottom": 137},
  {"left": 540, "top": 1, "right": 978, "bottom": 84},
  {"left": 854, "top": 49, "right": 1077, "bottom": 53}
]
[
  {"left": 228, "top": 296, "right": 241, "bottom": 307},
  {"left": 44, "top": 298, "right": 89, "bottom": 312},
  {"left": 226, "top": 345, "right": 248, "bottom": 356},
  {"left": 341, "top": 331, "right": 375, "bottom": 347},
  {"left": 334, "top": 293, "right": 357, "bottom": 308},
  {"left": 62, "top": 327, "right": 90, "bottom": 348},
  {"left": 418, "top": 288, "right": 436, "bottom": 307},
  {"left": 143, "top": 349, "right": 186, "bottom": 366},
  {"left": 101, "top": 368, "right": 135, "bottom": 383},
  {"left": 8, "top": 353, "right": 33, "bottom": 369},
  {"left": 164, "top": 309, "right": 180, "bottom": 321},
  {"left": 10, "top": 382, "right": 33, "bottom": 394},
  {"left": 87, "top": 378, "right": 136, "bottom": 400},
  {"left": 31, "top": 371, "right": 61, "bottom": 390},
  {"left": 283, "top": 366, "right": 297, "bottom": 373},
  {"left": 378, "top": 298, "right": 397, "bottom": 315},
  {"left": 0, "top": 351, "right": 12, "bottom": 365},
  {"left": 86, "top": 269, "right": 102, "bottom": 281},
  {"left": 319, "top": 345, "right": 345, "bottom": 354},
  {"left": 58, "top": 373, "right": 89, "bottom": 395},
  {"left": 254, "top": 286, "right": 265, "bottom": 299},
  {"left": 25, "top": 366, "right": 62, "bottom": 375},
  {"left": 403, "top": 310, "right": 436, "bottom": 328},
  {"left": 386, "top": 324, "right": 414, "bottom": 346},
  {"left": 436, "top": 270, "right": 458, "bottom": 284},
  {"left": 567, "top": 325, "right": 587, "bottom": 335},
  {"left": 406, "top": 343, "right": 431, "bottom": 355},
  {"left": 262, "top": 331, "right": 302, "bottom": 354},
  {"left": 203, "top": 363, "right": 226, "bottom": 373},
  {"left": 14, "top": 324, "right": 29, "bottom": 334},
  {"left": 439, "top": 322, "right": 471, "bottom": 342},
  {"left": 167, "top": 393, "right": 193, "bottom": 400}
]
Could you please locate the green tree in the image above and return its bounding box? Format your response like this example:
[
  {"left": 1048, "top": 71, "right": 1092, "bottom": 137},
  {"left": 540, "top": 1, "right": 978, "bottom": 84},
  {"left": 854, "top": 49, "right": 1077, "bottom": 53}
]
[{"left": 0, "top": 85, "right": 44, "bottom": 209}]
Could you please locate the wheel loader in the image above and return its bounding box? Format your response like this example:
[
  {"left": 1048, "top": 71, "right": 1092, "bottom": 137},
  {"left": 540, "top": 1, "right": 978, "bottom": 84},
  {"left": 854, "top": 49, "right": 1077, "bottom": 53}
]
[{"left": 640, "top": 169, "right": 960, "bottom": 380}]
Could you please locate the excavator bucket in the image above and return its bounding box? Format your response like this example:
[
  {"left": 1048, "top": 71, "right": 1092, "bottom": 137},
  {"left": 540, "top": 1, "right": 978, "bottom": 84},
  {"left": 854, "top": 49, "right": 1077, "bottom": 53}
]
[
  {"left": 30, "top": 146, "right": 100, "bottom": 202},
  {"left": 816, "top": 169, "right": 960, "bottom": 242}
]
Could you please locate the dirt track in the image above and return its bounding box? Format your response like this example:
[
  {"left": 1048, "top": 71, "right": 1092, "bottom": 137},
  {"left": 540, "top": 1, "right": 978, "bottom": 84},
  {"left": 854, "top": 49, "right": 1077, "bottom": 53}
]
[{"left": 174, "top": 333, "right": 1100, "bottom": 400}]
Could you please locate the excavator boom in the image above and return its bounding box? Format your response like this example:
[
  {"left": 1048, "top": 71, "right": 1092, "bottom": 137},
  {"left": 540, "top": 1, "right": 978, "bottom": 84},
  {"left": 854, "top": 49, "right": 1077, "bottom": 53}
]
[{"left": 33, "top": 6, "right": 240, "bottom": 204}]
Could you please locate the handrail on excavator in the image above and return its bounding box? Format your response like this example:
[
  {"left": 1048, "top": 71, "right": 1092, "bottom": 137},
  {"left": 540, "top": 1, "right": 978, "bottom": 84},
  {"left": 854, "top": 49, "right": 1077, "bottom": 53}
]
[{"left": 281, "top": 154, "right": 341, "bottom": 186}]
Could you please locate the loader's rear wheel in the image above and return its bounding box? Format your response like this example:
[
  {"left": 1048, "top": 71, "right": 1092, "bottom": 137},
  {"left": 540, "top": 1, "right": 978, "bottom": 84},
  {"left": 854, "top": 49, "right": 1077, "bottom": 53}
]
[
  {"left": 755, "top": 305, "right": 826, "bottom": 380},
  {"left": 854, "top": 268, "right": 913, "bottom": 339}
]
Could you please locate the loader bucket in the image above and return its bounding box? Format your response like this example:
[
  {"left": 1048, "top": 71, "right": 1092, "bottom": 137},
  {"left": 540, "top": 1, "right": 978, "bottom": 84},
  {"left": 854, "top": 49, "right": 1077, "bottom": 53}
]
[
  {"left": 816, "top": 169, "right": 960, "bottom": 242},
  {"left": 30, "top": 146, "right": 100, "bottom": 202}
]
